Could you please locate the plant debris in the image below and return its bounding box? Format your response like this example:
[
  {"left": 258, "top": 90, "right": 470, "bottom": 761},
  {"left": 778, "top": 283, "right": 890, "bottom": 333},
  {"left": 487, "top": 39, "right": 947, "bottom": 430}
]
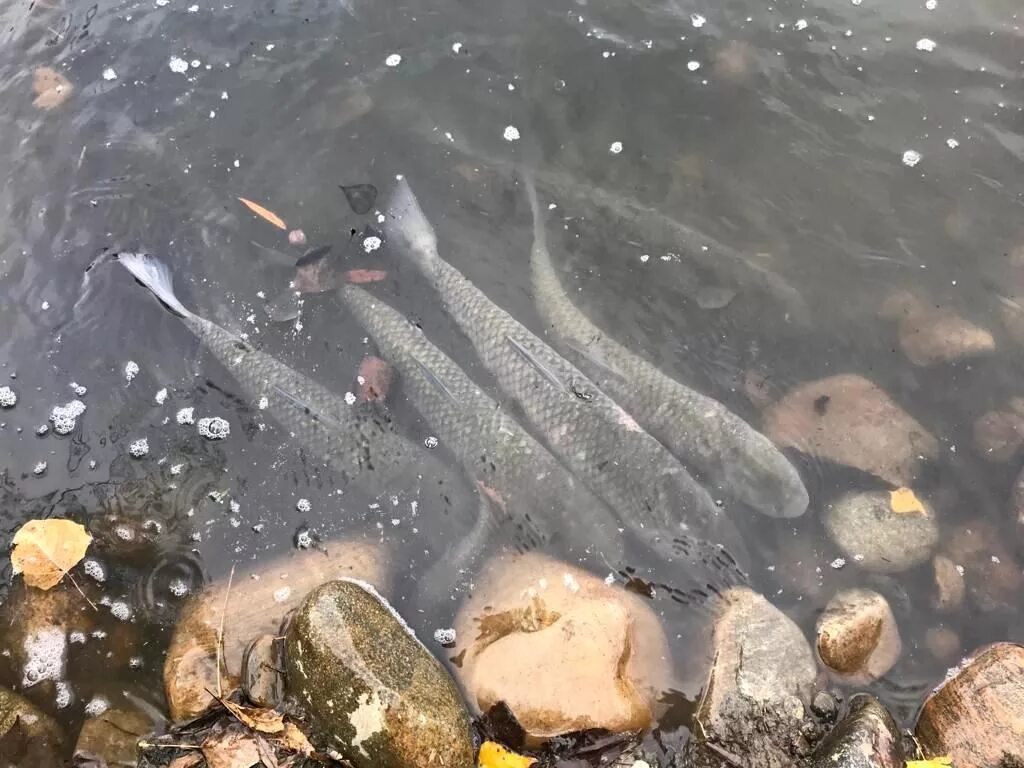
[{"left": 238, "top": 197, "right": 287, "bottom": 230}]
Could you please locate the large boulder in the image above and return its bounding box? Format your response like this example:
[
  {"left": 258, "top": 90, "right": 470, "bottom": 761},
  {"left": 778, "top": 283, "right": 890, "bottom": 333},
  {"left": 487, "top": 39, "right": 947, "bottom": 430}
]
[
  {"left": 164, "top": 537, "right": 389, "bottom": 720},
  {"left": 815, "top": 589, "right": 901, "bottom": 684},
  {"left": 452, "top": 552, "right": 672, "bottom": 741},
  {"left": 825, "top": 490, "right": 938, "bottom": 573},
  {"left": 915, "top": 643, "right": 1024, "bottom": 767},
  {"left": 286, "top": 579, "right": 474, "bottom": 768},
  {"left": 807, "top": 694, "right": 903, "bottom": 768},
  {"left": 685, "top": 588, "right": 819, "bottom": 767},
  {"left": 762, "top": 374, "right": 938, "bottom": 486}
]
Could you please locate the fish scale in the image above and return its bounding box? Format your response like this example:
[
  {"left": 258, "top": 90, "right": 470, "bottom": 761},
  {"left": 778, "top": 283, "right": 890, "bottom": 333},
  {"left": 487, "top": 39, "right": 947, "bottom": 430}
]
[{"left": 385, "top": 179, "right": 746, "bottom": 559}]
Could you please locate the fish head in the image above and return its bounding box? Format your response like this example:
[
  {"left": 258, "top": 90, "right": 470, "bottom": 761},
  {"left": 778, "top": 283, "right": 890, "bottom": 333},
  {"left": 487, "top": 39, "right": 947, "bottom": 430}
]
[{"left": 718, "top": 444, "right": 809, "bottom": 519}]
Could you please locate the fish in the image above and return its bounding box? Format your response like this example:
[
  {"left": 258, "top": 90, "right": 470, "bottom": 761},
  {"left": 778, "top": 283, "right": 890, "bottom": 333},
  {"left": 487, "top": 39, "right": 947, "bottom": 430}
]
[
  {"left": 384, "top": 178, "right": 748, "bottom": 561},
  {"left": 340, "top": 282, "right": 748, "bottom": 601},
  {"left": 117, "top": 252, "right": 425, "bottom": 491},
  {"left": 523, "top": 174, "right": 809, "bottom": 519}
]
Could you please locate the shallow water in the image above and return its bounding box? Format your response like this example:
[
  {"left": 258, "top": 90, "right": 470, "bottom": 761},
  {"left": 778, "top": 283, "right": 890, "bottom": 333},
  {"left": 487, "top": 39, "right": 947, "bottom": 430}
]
[{"left": 1, "top": 0, "right": 1023, "bottom": 757}]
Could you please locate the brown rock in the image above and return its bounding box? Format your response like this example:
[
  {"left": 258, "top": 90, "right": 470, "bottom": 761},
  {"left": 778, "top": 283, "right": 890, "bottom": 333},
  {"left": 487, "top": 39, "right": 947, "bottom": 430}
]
[
  {"left": 924, "top": 627, "right": 961, "bottom": 663},
  {"left": 816, "top": 589, "right": 901, "bottom": 684},
  {"left": 943, "top": 521, "right": 1023, "bottom": 613},
  {"left": 807, "top": 694, "right": 903, "bottom": 768},
  {"left": 686, "top": 588, "right": 819, "bottom": 768},
  {"left": 453, "top": 553, "right": 672, "bottom": 741},
  {"left": 75, "top": 707, "right": 151, "bottom": 765},
  {"left": 0, "top": 685, "right": 64, "bottom": 767},
  {"left": 972, "top": 409, "right": 1024, "bottom": 462},
  {"left": 881, "top": 291, "right": 995, "bottom": 366},
  {"left": 164, "top": 538, "right": 389, "bottom": 721},
  {"left": 932, "top": 555, "right": 965, "bottom": 612},
  {"left": 762, "top": 374, "right": 938, "bottom": 487},
  {"left": 915, "top": 643, "right": 1024, "bottom": 767}
]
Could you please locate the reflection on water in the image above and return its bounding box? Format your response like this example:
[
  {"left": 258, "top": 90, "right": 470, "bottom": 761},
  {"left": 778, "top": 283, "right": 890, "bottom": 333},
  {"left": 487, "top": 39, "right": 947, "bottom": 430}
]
[{"left": 1, "top": 0, "right": 1024, "bottom": 757}]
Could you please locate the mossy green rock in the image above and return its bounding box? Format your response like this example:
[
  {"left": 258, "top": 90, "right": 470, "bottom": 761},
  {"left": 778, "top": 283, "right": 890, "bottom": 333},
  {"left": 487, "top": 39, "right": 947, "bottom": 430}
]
[{"left": 286, "top": 579, "right": 474, "bottom": 768}]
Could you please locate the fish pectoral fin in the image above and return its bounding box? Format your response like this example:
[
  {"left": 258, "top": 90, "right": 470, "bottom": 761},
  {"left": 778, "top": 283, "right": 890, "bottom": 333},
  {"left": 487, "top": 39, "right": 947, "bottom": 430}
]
[
  {"left": 505, "top": 335, "right": 568, "bottom": 393},
  {"left": 409, "top": 353, "right": 459, "bottom": 405}
]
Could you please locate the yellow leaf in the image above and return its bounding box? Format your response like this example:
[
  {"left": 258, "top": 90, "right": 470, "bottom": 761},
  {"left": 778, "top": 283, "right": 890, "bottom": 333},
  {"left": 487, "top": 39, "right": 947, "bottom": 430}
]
[
  {"left": 10, "top": 519, "right": 91, "bottom": 590},
  {"left": 906, "top": 758, "right": 953, "bottom": 768},
  {"left": 237, "top": 197, "right": 287, "bottom": 230},
  {"left": 275, "top": 722, "right": 315, "bottom": 756},
  {"left": 214, "top": 695, "right": 285, "bottom": 735},
  {"left": 890, "top": 487, "right": 927, "bottom": 516},
  {"left": 478, "top": 741, "right": 536, "bottom": 768}
]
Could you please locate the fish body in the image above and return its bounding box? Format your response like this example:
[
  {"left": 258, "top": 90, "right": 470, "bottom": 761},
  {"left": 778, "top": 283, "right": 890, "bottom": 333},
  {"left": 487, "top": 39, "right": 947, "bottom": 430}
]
[
  {"left": 524, "top": 175, "right": 809, "bottom": 519},
  {"left": 117, "top": 253, "right": 416, "bottom": 487},
  {"left": 385, "top": 179, "right": 745, "bottom": 557}
]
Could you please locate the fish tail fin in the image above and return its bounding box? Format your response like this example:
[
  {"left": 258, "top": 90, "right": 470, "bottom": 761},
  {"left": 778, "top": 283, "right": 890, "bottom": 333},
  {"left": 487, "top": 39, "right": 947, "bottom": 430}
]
[
  {"left": 522, "top": 170, "right": 547, "bottom": 253},
  {"left": 387, "top": 176, "right": 438, "bottom": 266},
  {"left": 117, "top": 253, "right": 196, "bottom": 321}
]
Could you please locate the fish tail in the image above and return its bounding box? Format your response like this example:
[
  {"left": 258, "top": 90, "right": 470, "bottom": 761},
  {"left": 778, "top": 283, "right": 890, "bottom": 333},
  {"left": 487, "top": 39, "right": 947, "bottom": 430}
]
[
  {"left": 522, "top": 170, "right": 547, "bottom": 253},
  {"left": 117, "top": 253, "right": 197, "bottom": 321},
  {"left": 386, "top": 176, "right": 438, "bottom": 265}
]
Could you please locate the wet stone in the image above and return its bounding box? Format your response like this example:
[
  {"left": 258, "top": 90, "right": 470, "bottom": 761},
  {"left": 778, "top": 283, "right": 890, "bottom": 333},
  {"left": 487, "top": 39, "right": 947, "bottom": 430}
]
[
  {"left": 880, "top": 290, "right": 995, "bottom": 366},
  {"left": 241, "top": 634, "right": 284, "bottom": 709},
  {"left": 931, "top": 554, "right": 965, "bottom": 612},
  {"left": 0, "top": 685, "right": 64, "bottom": 767},
  {"left": 825, "top": 490, "right": 938, "bottom": 573},
  {"left": 943, "top": 521, "right": 1023, "bottom": 613},
  {"left": 816, "top": 589, "right": 902, "bottom": 684},
  {"left": 915, "top": 643, "right": 1024, "bottom": 768},
  {"left": 972, "top": 409, "right": 1024, "bottom": 462},
  {"left": 807, "top": 694, "right": 903, "bottom": 768},
  {"left": 74, "top": 707, "right": 151, "bottom": 766},
  {"left": 924, "top": 626, "right": 961, "bottom": 663},
  {"left": 285, "top": 579, "right": 474, "bottom": 768}
]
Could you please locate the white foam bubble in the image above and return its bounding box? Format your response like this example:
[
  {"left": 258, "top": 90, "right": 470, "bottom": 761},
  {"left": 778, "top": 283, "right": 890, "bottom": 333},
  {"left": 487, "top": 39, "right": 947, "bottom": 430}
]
[
  {"left": 433, "top": 627, "right": 457, "bottom": 645},
  {"left": 83, "top": 559, "right": 106, "bottom": 583},
  {"left": 155, "top": 388, "right": 168, "bottom": 405},
  {"left": 108, "top": 600, "right": 132, "bottom": 621},
  {"left": 124, "top": 361, "right": 140, "bottom": 383},
  {"left": 385, "top": 53, "right": 402, "bottom": 67},
  {"left": 84, "top": 695, "right": 110, "bottom": 717},
  {"left": 168, "top": 578, "right": 190, "bottom": 597},
  {"left": 197, "top": 416, "right": 230, "bottom": 440},
  {"left": 503, "top": 125, "right": 521, "bottom": 142},
  {"left": 129, "top": 438, "right": 149, "bottom": 458},
  {"left": 50, "top": 399, "right": 86, "bottom": 435},
  {"left": 169, "top": 57, "right": 189, "bottom": 74},
  {"left": 902, "top": 149, "right": 922, "bottom": 167},
  {"left": 296, "top": 498, "right": 311, "bottom": 512},
  {"left": 22, "top": 628, "right": 67, "bottom": 688},
  {"left": 176, "top": 407, "right": 195, "bottom": 425}
]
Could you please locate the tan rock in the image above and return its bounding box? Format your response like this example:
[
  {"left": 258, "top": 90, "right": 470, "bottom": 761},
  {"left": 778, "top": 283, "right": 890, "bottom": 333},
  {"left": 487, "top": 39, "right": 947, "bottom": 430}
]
[
  {"left": 762, "top": 374, "right": 938, "bottom": 487},
  {"left": 924, "top": 627, "right": 961, "bottom": 663},
  {"left": 164, "top": 537, "right": 389, "bottom": 721},
  {"left": 452, "top": 552, "right": 672, "bottom": 741},
  {"left": 816, "top": 589, "right": 902, "bottom": 684},
  {"left": 686, "top": 587, "right": 819, "bottom": 767},
  {"left": 943, "top": 521, "right": 1023, "bottom": 613},
  {"left": 881, "top": 291, "right": 995, "bottom": 366},
  {"left": 915, "top": 643, "right": 1024, "bottom": 767},
  {"left": 0, "top": 685, "right": 64, "bottom": 767},
  {"left": 932, "top": 555, "right": 965, "bottom": 613},
  {"left": 75, "top": 707, "right": 151, "bottom": 765},
  {"left": 971, "top": 409, "right": 1024, "bottom": 462},
  {"left": 32, "top": 67, "right": 73, "bottom": 110},
  {"left": 825, "top": 490, "right": 939, "bottom": 573}
]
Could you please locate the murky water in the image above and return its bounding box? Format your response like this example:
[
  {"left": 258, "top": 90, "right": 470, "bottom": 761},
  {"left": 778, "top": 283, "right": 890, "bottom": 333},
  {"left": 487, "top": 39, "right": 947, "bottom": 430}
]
[{"left": 2, "top": 0, "right": 1024, "bottom": 758}]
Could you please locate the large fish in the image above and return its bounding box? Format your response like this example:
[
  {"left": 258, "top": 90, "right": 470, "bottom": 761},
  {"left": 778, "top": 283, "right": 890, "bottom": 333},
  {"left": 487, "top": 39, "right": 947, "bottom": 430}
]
[
  {"left": 384, "top": 178, "right": 746, "bottom": 560},
  {"left": 340, "top": 282, "right": 749, "bottom": 601},
  {"left": 524, "top": 175, "right": 809, "bottom": 519}
]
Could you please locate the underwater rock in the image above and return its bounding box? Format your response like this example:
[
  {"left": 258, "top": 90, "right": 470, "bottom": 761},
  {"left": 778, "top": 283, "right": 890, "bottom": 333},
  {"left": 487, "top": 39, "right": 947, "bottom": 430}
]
[
  {"left": 971, "top": 409, "right": 1024, "bottom": 462},
  {"left": 880, "top": 290, "right": 995, "bottom": 366},
  {"left": 285, "top": 579, "right": 474, "bottom": 768},
  {"left": 815, "top": 589, "right": 901, "bottom": 684},
  {"left": 807, "top": 694, "right": 903, "bottom": 768},
  {"left": 762, "top": 374, "right": 938, "bottom": 487},
  {"left": 825, "top": 490, "right": 938, "bottom": 573},
  {"left": 1012, "top": 464, "right": 1024, "bottom": 553},
  {"left": 924, "top": 626, "right": 961, "bottom": 663},
  {"left": 74, "top": 707, "right": 151, "bottom": 766},
  {"left": 241, "top": 634, "right": 284, "bottom": 709},
  {"left": 164, "top": 538, "right": 389, "bottom": 721},
  {"left": 685, "top": 587, "right": 818, "bottom": 768},
  {"left": 942, "top": 521, "right": 1023, "bottom": 614},
  {"left": 0, "top": 685, "right": 64, "bottom": 767},
  {"left": 452, "top": 552, "right": 672, "bottom": 741},
  {"left": 931, "top": 554, "right": 965, "bottom": 613},
  {"left": 915, "top": 643, "right": 1024, "bottom": 768}
]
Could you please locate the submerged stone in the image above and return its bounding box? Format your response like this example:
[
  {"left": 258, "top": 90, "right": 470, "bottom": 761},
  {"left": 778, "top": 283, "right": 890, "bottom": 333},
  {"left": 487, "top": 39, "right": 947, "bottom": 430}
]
[
  {"left": 808, "top": 694, "right": 903, "bottom": 768},
  {"left": 825, "top": 490, "right": 938, "bottom": 573},
  {"left": 816, "top": 589, "right": 902, "bottom": 684},
  {"left": 0, "top": 685, "right": 64, "bottom": 767},
  {"left": 285, "top": 579, "right": 474, "bottom": 768}
]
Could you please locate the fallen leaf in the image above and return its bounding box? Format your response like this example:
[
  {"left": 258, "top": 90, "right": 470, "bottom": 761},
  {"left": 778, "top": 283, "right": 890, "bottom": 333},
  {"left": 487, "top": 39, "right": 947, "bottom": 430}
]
[
  {"left": 275, "top": 722, "right": 314, "bottom": 756},
  {"left": 215, "top": 696, "right": 285, "bottom": 735},
  {"left": 238, "top": 197, "right": 287, "bottom": 230},
  {"left": 890, "top": 487, "right": 927, "bottom": 516},
  {"left": 478, "top": 740, "right": 537, "bottom": 768},
  {"left": 32, "top": 67, "right": 74, "bottom": 110},
  {"left": 11, "top": 518, "right": 91, "bottom": 589},
  {"left": 255, "top": 734, "right": 279, "bottom": 768},
  {"left": 906, "top": 759, "right": 953, "bottom": 768},
  {"left": 202, "top": 727, "right": 262, "bottom": 768},
  {"left": 168, "top": 755, "right": 205, "bottom": 768}
]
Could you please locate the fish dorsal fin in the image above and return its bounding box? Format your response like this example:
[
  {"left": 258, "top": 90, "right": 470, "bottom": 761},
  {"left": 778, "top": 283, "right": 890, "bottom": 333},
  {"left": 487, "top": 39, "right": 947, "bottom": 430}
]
[
  {"left": 505, "top": 335, "right": 568, "bottom": 394},
  {"left": 409, "top": 354, "right": 459, "bottom": 406}
]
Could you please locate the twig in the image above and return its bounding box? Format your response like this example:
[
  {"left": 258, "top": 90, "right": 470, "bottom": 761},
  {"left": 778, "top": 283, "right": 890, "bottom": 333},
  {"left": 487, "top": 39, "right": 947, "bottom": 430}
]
[
  {"left": 67, "top": 572, "right": 98, "bottom": 611},
  {"left": 138, "top": 741, "right": 202, "bottom": 750},
  {"left": 705, "top": 742, "right": 744, "bottom": 767},
  {"left": 216, "top": 564, "right": 236, "bottom": 698}
]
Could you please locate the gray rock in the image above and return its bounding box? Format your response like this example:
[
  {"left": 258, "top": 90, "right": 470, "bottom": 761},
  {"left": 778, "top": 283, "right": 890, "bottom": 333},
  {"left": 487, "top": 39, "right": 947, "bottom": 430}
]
[
  {"left": 685, "top": 588, "right": 819, "bottom": 768},
  {"left": 0, "top": 685, "right": 64, "bottom": 768},
  {"left": 285, "top": 579, "right": 474, "bottom": 768},
  {"left": 807, "top": 694, "right": 903, "bottom": 768},
  {"left": 241, "top": 634, "right": 284, "bottom": 708},
  {"left": 825, "top": 490, "right": 938, "bottom": 573}
]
